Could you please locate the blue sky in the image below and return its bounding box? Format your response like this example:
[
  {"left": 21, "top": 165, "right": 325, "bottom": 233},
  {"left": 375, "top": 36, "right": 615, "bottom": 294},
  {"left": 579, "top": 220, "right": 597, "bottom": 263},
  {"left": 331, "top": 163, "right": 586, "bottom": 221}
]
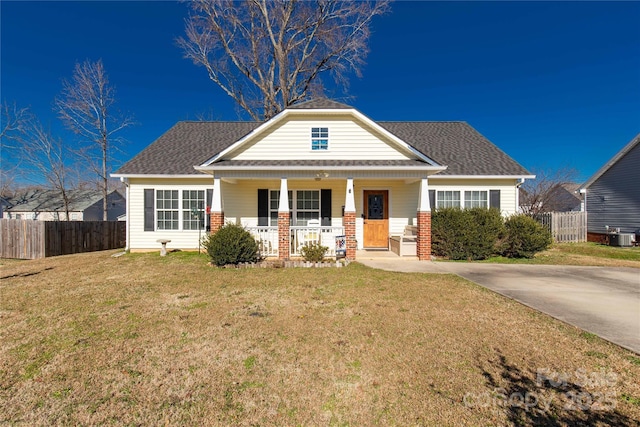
[{"left": 2, "top": 1, "right": 639, "bottom": 182}]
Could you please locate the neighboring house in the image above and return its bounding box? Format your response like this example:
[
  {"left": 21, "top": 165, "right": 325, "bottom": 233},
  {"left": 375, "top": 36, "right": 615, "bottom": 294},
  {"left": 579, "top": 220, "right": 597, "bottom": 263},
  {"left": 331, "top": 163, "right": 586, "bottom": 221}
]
[
  {"left": 580, "top": 133, "right": 640, "bottom": 241},
  {"left": 519, "top": 183, "right": 583, "bottom": 213},
  {"left": 112, "top": 99, "right": 532, "bottom": 260},
  {"left": 4, "top": 189, "right": 126, "bottom": 221},
  {"left": 0, "top": 196, "right": 10, "bottom": 218}
]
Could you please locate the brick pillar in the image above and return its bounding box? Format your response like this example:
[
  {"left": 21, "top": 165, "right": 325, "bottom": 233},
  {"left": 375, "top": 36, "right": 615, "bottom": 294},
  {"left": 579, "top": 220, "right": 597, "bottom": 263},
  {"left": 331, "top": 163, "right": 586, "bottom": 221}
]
[
  {"left": 344, "top": 212, "right": 357, "bottom": 260},
  {"left": 278, "top": 212, "right": 290, "bottom": 260},
  {"left": 417, "top": 211, "right": 432, "bottom": 260},
  {"left": 210, "top": 212, "right": 224, "bottom": 233}
]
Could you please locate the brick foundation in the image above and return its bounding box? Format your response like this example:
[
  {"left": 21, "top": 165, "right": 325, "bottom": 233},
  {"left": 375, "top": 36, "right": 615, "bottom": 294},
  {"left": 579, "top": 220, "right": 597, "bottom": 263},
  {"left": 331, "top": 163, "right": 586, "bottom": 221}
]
[
  {"left": 344, "top": 212, "right": 357, "bottom": 260},
  {"left": 278, "top": 212, "right": 290, "bottom": 260},
  {"left": 210, "top": 212, "right": 224, "bottom": 233},
  {"left": 417, "top": 211, "right": 432, "bottom": 261}
]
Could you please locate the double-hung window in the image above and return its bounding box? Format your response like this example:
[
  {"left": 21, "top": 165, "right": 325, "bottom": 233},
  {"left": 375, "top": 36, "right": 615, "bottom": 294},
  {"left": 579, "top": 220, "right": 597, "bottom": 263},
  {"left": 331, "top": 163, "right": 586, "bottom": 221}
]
[
  {"left": 436, "top": 191, "right": 461, "bottom": 209},
  {"left": 156, "top": 190, "right": 179, "bottom": 230},
  {"left": 311, "top": 127, "right": 328, "bottom": 151},
  {"left": 182, "top": 190, "right": 205, "bottom": 230},
  {"left": 269, "top": 190, "right": 320, "bottom": 226},
  {"left": 464, "top": 191, "right": 488, "bottom": 209}
]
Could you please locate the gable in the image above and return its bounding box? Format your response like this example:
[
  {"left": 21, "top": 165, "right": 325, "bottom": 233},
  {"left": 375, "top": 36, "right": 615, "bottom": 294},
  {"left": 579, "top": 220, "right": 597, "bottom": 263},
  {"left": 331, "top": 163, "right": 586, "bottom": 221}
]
[{"left": 227, "top": 116, "right": 416, "bottom": 161}]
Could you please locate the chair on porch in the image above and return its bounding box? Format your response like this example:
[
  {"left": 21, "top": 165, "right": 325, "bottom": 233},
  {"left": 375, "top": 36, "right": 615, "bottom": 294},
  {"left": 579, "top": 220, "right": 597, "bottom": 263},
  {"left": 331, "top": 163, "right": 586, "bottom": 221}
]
[
  {"left": 389, "top": 225, "right": 418, "bottom": 256},
  {"left": 305, "top": 219, "right": 321, "bottom": 244}
]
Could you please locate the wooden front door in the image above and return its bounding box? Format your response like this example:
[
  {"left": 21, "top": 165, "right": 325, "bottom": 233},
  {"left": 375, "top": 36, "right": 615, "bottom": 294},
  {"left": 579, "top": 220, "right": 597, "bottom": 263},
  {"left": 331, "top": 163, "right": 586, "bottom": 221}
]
[{"left": 363, "top": 190, "right": 389, "bottom": 248}]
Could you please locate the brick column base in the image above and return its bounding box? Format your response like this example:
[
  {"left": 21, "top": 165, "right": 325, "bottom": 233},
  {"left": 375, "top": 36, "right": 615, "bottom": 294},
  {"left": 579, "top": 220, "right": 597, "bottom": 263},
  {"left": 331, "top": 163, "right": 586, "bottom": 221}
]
[
  {"left": 344, "top": 212, "right": 357, "bottom": 260},
  {"left": 417, "top": 211, "right": 432, "bottom": 261},
  {"left": 210, "top": 212, "right": 224, "bottom": 233},
  {"left": 278, "top": 212, "right": 290, "bottom": 260}
]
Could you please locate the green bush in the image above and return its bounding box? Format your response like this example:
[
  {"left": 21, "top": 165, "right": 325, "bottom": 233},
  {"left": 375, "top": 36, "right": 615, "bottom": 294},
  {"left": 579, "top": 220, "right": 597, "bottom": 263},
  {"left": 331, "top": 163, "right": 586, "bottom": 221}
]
[
  {"left": 300, "top": 241, "right": 328, "bottom": 262},
  {"left": 500, "top": 214, "right": 552, "bottom": 258},
  {"left": 202, "top": 223, "right": 259, "bottom": 266},
  {"left": 432, "top": 208, "right": 504, "bottom": 260}
]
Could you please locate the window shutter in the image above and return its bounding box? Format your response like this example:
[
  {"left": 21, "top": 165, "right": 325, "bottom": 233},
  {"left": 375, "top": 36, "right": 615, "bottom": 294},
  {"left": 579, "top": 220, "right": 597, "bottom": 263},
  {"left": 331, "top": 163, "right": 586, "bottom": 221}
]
[
  {"left": 490, "top": 190, "right": 501, "bottom": 209},
  {"left": 429, "top": 190, "right": 436, "bottom": 211},
  {"left": 206, "top": 189, "right": 213, "bottom": 231},
  {"left": 321, "top": 189, "right": 332, "bottom": 226},
  {"left": 257, "top": 189, "right": 268, "bottom": 226},
  {"left": 144, "top": 189, "right": 154, "bottom": 231}
]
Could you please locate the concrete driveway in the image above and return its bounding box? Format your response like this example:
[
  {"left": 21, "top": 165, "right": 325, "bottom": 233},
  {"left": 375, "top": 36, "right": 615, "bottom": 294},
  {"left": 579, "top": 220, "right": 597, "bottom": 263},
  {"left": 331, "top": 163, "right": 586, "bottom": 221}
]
[{"left": 358, "top": 258, "right": 640, "bottom": 354}]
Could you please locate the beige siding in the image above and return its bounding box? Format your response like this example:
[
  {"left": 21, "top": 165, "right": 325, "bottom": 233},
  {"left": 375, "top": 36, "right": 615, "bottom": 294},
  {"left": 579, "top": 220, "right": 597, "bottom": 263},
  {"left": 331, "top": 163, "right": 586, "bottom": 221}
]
[
  {"left": 127, "top": 177, "right": 519, "bottom": 250},
  {"left": 231, "top": 117, "right": 413, "bottom": 161}
]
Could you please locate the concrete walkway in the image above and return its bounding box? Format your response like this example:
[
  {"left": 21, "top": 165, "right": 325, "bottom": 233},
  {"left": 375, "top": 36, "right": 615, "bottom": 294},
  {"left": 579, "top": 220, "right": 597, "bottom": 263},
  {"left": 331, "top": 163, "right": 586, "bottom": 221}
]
[{"left": 358, "top": 256, "right": 640, "bottom": 354}]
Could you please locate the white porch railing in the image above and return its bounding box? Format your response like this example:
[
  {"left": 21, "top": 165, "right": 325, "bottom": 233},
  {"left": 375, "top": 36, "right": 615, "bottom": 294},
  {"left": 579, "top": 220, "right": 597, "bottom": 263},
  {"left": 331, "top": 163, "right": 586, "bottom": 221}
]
[
  {"left": 246, "top": 225, "right": 345, "bottom": 258},
  {"left": 290, "top": 226, "right": 344, "bottom": 257},
  {"left": 248, "top": 226, "right": 279, "bottom": 257}
]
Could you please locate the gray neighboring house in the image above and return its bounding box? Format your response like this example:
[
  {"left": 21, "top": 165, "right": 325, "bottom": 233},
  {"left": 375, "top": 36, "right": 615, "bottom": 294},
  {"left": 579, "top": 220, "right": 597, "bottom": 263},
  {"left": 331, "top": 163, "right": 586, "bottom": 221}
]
[
  {"left": 580, "top": 133, "right": 640, "bottom": 241},
  {"left": 3, "top": 189, "right": 126, "bottom": 221}
]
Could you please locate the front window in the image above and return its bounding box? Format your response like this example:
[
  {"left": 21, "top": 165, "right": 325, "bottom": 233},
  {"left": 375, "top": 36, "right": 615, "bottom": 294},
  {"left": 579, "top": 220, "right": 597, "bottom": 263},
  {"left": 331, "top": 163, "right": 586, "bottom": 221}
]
[
  {"left": 269, "top": 190, "right": 320, "bottom": 226},
  {"left": 156, "top": 190, "right": 179, "bottom": 230},
  {"left": 464, "top": 191, "right": 488, "bottom": 208},
  {"left": 182, "top": 190, "right": 205, "bottom": 230},
  {"left": 311, "top": 127, "right": 328, "bottom": 150},
  {"left": 437, "top": 191, "right": 461, "bottom": 209}
]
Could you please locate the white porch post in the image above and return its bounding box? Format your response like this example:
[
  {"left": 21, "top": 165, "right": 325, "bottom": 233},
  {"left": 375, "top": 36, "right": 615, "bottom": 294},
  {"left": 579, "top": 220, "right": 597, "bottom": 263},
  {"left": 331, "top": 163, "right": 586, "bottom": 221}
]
[
  {"left": 210, "top": 177, "right": 224, "bottom": 232},
  {"left": 344, "top": 178, "right": 356, "bottom": 259},
  {"left": 278, "top": 178, "right": 290, "bottom": 259},
  {"left": 417, "top": 178, "right": 432, "bottom": 260}
]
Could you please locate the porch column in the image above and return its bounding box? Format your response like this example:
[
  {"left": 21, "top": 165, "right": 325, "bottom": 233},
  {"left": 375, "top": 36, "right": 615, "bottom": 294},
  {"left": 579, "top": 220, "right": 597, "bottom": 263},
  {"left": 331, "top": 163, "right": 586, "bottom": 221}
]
[
  {"left": 344, "top": 178, "right": 357, "bottom": 260},
  {"left": 417, "top": 178, "right": 432, "bottom": 261},
  {"left": 277, "top": 178, "right": 290, "bottom": 260},
  {"left": 210, "top": 177, "right": 224, "bottom": 233}
]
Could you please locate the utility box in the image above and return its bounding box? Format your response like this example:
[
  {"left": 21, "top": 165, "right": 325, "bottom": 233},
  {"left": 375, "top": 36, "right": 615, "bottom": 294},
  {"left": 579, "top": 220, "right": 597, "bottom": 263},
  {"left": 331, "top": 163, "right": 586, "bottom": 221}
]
[{"left": 609, "top": 233, "right": 634, "bottom": 247}]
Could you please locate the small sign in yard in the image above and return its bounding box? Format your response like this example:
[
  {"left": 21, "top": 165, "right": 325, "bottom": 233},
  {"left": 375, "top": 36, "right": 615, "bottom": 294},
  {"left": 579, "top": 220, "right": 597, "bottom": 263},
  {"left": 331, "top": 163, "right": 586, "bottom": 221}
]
[{"left": 335, "top": 235, "right": 346, "bottom": 259}]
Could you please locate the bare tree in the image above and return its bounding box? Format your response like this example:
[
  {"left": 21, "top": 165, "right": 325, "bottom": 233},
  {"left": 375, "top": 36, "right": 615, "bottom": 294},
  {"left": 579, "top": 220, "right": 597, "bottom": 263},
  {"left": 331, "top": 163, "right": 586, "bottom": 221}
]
[
  {"left": 0, "top": 101, "right": 32, "bottom": 196},
  {"left": 19, "top": 119, "right": 79, "bottom": 221},
  {"left": 55, "top": 59, "right": 133, "bottom": 220},
  {"left": 520, "top": 167, "right": 581, "bottom": 216},
  {"left": 179, "top": 0, "right": 390, "bottom": 120}
]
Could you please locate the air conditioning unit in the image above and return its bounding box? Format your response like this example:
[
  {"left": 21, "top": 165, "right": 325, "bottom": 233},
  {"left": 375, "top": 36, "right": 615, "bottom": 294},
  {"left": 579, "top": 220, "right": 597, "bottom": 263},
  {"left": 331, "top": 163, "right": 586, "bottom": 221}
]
[{"left": 609, "top": 233, "right": 634, "bottom": 247}]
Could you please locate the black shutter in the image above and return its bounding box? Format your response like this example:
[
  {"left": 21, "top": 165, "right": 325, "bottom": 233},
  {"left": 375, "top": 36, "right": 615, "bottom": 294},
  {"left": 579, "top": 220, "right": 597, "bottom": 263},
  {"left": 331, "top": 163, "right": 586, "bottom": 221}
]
[
  {"left": 144, "top": 189, "right": 154, "bottom": 231},
  {"left": 429, "top": 190, "right": 436, "bottom": 211},
  {"left": 257, "top": 189, "right": 269, "bottom": 226},
  {"left": 321, "top": 189, "right": 332, "bottom": 226},
  {"left": 206, "top": 189, "right": 213, "bottom": 231},
  {"left": 490, "top": 190, "right": 501, "bottom": 210}
]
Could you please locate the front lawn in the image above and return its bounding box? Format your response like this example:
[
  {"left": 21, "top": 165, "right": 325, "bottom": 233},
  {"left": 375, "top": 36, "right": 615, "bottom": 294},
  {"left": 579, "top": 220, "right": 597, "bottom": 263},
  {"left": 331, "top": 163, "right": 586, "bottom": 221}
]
[{"left": 1, "top": 251, "right": 639, "bottom": 425}]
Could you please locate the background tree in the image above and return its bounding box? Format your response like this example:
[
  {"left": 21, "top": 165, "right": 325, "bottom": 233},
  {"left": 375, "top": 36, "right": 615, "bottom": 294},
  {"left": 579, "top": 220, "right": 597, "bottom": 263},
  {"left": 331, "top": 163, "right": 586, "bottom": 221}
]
[
  {"left": 520, "top": 167, "right": 581, "bottom": 216},
  {"left": 55, "top": 59, "right": 133, "bottom": 220},
  {"left": 0, "top": 101, "right": 32, "bottom": 196},
  {"left": 18, "top": 118, "right": 80, "bottom": 220},
  {"left": 179, "top": 0, "right": 390, "bottom": 120}
]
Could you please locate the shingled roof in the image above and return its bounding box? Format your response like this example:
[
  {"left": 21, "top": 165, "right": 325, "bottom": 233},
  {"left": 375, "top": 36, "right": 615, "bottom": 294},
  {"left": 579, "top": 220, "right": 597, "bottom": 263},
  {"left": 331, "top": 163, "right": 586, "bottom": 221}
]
[
  {"left": 287, "top": 98, "right": 353, "bottom": 110},
  {"left": 114, "top": 103, "right": 530, "bottom": 177}
]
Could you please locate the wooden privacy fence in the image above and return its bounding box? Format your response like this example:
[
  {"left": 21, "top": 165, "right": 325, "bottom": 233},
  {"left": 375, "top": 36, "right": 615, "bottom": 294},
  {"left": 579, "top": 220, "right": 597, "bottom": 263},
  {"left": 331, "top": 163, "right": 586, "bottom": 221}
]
[
  {"left": 537, "top": 212, "right": 587, "bottom": 243},
  {"left": 0, "top": 219, "right": 125, "bottom": 259}
]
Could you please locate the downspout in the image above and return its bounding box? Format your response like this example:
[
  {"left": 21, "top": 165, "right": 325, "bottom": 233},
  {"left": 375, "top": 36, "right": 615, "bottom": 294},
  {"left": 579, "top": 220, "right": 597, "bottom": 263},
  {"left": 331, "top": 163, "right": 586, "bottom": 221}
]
[
  {"left": 515, "top": 178, "right": 525, "bottom": 214},
  {"left": 121, "top": 177, "right": 130, "bottom": 251}
]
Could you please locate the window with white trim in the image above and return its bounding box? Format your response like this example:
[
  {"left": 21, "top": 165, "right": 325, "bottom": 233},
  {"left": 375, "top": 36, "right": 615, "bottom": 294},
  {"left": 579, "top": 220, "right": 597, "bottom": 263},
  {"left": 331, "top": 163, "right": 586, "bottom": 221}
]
[
  {"left": 464, "top": 191, "right": 488, "bottom": 209},
  {"left": 436, "top": 191, "right": 461, "bottom": 209},
  {"left": 269, "top": 190, "right": 321, "bottom": 226},
  {"left": 311, "top": 127, "right": 328, "bottom": 150},
  {"left": 156, "top": 190, "right": 179, "bottom": 230},
  {"left": 182, "top": 190, "right": 205, "bottom": 230}
]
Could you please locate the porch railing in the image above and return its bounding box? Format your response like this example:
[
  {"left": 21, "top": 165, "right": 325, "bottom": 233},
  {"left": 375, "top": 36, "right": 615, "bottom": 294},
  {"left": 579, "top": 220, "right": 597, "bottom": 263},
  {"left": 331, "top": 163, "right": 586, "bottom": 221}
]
[
  {"left": 247, "top": 226, "right": 279, "bottom": 257},
  {"left": 290, "top": 226, "right": 344, "bottom": 257},
  {"left": 246, "top": 225, "right": 345, "bottom": 258}
]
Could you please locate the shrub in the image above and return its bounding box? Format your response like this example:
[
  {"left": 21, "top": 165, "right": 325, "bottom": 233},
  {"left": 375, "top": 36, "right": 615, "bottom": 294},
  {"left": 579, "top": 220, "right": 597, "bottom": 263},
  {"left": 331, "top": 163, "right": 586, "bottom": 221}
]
[
  {"left": 500, "top": 214, "right": 552, "bottom": 258},
  {"left": 202, "top": 223, "right": 259, "bottom": 266},
  {"left": 432, "top": 207, "right": 504, "bottom": 260},
  {"left": 300, "top": 241, "right": 328, "bottom": 262}
]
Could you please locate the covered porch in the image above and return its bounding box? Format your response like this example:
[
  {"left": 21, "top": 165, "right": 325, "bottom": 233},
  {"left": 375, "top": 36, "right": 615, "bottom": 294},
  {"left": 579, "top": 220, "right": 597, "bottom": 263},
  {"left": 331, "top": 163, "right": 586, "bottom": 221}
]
[{"left": 197, "top": 165, "right": 442, "bottom": 261}]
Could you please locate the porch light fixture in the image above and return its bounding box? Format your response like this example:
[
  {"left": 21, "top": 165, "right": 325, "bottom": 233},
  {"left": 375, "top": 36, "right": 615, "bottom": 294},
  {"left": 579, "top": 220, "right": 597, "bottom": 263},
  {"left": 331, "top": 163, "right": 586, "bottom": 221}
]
[{"left": 315, "top": 171, "right": 329, "bottom": 181}]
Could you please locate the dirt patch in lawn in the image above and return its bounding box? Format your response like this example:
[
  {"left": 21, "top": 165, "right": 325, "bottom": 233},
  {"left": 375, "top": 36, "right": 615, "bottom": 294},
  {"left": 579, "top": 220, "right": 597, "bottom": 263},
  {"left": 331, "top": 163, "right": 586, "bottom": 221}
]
[{"left": 1, "top": 251, "right": 639, "bottom": 425}]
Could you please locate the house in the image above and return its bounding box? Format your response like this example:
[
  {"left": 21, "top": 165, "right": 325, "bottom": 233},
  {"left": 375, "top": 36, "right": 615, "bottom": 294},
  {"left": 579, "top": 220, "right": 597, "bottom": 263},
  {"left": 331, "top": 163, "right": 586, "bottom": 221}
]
[
  {"left": 519, "top": 182, "right": 583, "bottom": 214},
  {"left": 580, "top": 133, "right": 640, "bottom": 242},
  {"left": 4, "top": 189, "right": 126, "bottom": 221},
  {"left": 112, "top": 99, "right": 532, "bottom": 260}
]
